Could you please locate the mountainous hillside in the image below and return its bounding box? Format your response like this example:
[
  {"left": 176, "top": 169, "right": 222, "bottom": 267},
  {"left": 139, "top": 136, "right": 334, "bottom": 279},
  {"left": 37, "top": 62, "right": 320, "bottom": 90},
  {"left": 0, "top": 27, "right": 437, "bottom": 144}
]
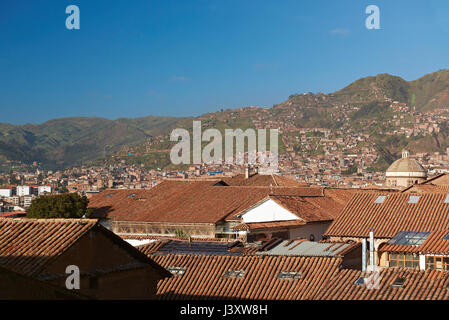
[
  {"left": 0, "top": 116, "right": 190, "bottom": 169},
  {"left": 1, "top": 69, "right": 449, "bottom": 171},
  {"left": 409, "top": 69, "right": 449, "bottom": 111},
  {"left": 334, "top": 73, "right": 411, "bottom": 104}
]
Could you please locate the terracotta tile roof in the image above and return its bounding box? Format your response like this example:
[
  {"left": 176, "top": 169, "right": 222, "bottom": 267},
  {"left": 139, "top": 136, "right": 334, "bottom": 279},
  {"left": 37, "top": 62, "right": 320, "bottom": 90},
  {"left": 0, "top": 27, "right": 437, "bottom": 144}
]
[
  {"left": 88, "top": 180, "right": 217, "bottom": 220},
  {"left": 377, "top": 242, "right": 422, "bottom": 254},
  {"left": 0, "top": 218, "right": 98, "bottom": 277},
  {"left": 314, "top": 268, "right": 449, "bottom": 300},
  {"left": 88, "top": 180, "right": 326, "bottom": 223},
  {"left": 324, "top": 193, "right": 449, "bottom": 238},
  {"left": 270, "top": 195, "right": 339, "bottom": 222},
  {"left": 222, "top": 173, "right": 308, "bottom": 187},
  {"left": 0, "top": 212, "right": 26, "bottom": 218},
  {"left": 402, "top": 173, "right": 449, "bottom": 193},
  {"left": 138, "top": 240, "right": 169, "bottom": 255},
  {"left": 151, "top": 254, "right": 342, "bottom": 300},
  {"left": 137, "top": 239, "right": 256, "bottom": 256},
  {"left": 420, "top": 230, "right": 449, "bottom": 254},
  {"left": 0, "top": 218, "right": 171, "bottom": 279},
  {"left": 402, "top": 184, "right": 449, "bottom": 194}
]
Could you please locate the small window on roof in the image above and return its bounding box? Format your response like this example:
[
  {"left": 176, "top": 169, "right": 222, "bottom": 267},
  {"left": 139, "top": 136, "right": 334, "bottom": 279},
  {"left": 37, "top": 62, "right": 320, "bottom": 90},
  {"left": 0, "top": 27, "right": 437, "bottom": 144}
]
[
  {"left": 408, "top": 195, "right": 420, "bottom": 204},
  {"left": 105, "top": 194, "right": 113, "bottom": 198},
  {"left": 278, "top": 271, "right": 302, "bottom": 280},
  {"left": 445, "top": 194, "right": 449, "bottom": 204},
  {"left": 391, "top": 277, "right": 406, "bottom": 288},
  {"left": 127, "top": 193, "right": 136, "bottom": 198},
  {"left": 354, "top": 277, "right": 366, "bottom": 285},
  {"left": 167, "top": 267, "right": 186, "bottom": 276},
  {"left": 443, "top": 233, "right": 449, "bottom": 240},
  {"left": 223, "top": 270, "right": 245, "bottom": 279},
  {"left": 374, "top": 196, "right": 386, "bottom": 204}
]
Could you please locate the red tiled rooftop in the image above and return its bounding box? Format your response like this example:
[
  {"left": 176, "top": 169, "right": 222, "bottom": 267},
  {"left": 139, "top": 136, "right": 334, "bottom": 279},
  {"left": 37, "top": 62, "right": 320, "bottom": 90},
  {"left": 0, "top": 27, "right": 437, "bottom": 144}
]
[
  {"left": 88, "top": 180, "right": 328, "bottom": 224},
  {"left": 325, "top": 193, "right": 449, "bottom": 238},
  {"left": 0, "top": 218, "right": 98, "bottom": 277},
  {"left": 151, "top": 254, "right": 342, "bottom": 300},
  {"left": 315, "top": 268, "right": 449, "bottom": 300}
]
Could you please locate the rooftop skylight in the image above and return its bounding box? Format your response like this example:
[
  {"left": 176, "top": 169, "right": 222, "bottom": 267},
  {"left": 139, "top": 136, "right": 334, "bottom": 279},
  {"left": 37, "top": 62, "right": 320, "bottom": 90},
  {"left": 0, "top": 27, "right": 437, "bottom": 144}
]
[
  {"left": 445, "top": 194, "right": 449, "bottom": 204},
  {"left": 223, "top": 270, "right": 245, "bottom": 279},
  {"left": 374, "top": 195, "right": 386, "bottom": 204},
  {"left": 388, "top": 231, "right": 430, "bottom": 246},
  {"left": 391, "top": 277, "right": 406, "bottom": 288},
  {"left": 277, "top": 271, "right": 302, "bottom": 280},
  {"left": 354, "top": 277, "right": 366, "bottom": 285},
  {"left": 167, "top": 267, "right": 186, "bottom": 276},
  {"left": 408, "top": 195, "right": 420, "bottom": 204}
]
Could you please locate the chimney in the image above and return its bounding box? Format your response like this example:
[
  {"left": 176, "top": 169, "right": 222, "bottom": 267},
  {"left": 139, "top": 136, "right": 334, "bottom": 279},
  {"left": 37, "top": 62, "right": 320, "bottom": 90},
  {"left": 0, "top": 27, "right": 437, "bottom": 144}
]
[
  {"left": 369, "top": 230, "right": 375, "bottom": 271},
  {"left": 245, "top": 166, "right": 249, "bottom": 179},
  {"left": 362, "top": 238, "right": 367, "bottom": 272}
]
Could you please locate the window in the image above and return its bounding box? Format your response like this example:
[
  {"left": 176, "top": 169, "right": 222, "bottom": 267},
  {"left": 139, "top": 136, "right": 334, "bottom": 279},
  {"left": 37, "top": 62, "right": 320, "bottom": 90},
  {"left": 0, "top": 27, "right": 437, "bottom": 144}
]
[
  {"left": 408, "top": 195, "right": 420, "bottom": 204},
  {"left": 426, "top": 256, "right": 449, "bottom": 271},
  {"left": 127, "top": 193, "right": 136, "bottom": 198},
  {"left": 278, "top": 271, "right": 302, "bottom": 280},
  {"left": 354, "top": 277, "right": 366, "bottom": 285},
  {"left": 223, "top": 270, "right": 245, "bottom": 278},
  {"left": 391, "top": 277, "right": 406, "bottom": 288},
  {"left": 445, "top": 194, "right": 449, "bottom": 204},
  {"left": 389, "top": 253, "right": 419, "bottom": 269},
  {"left": 374, "top": 195, "right": 386, "bottom": 204},
  {"left": 105, "top": 194, "right": 113, "bottom": 198},
  {"left": 167, "top": 267, "right": 186, "bottom": 276},
  {"left": 388, "top": 231, "right": 430, "bottom": 246}
]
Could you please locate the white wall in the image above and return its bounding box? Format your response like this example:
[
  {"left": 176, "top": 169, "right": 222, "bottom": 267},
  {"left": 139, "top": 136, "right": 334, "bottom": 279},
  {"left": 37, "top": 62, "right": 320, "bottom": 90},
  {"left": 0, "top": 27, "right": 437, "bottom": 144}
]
[
  {"left": 240, "top": 199, "right": 301, "bottom": 223},
  {"left": 0, "top": 189, "right": 12, "bottom": 198},
  {"left": 125, "top": 239, "right": 155, "bottom": 247},
  {"left": 17, "top": 186, "right": 30, "bottom": 197}
]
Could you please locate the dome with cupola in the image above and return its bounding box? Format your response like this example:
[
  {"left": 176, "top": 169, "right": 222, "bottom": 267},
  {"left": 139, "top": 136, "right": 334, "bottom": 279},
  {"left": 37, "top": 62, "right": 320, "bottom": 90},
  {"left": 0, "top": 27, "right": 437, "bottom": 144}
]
[{"left": 385, "top": 150, "right": 427, "bottom": 188}]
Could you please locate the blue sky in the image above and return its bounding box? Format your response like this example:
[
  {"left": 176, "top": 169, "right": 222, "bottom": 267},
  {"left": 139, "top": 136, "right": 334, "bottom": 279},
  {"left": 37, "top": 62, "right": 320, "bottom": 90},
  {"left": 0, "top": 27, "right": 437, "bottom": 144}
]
[{"left": 1, "top": 0, "right": 449, "bottom": 124}]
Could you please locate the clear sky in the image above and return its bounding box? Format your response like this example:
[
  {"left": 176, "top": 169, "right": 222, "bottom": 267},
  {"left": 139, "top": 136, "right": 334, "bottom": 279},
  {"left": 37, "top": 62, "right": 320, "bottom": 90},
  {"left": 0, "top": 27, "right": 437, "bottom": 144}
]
[{"left": 1, "top": 0, "right": 449, "bottom": 124}]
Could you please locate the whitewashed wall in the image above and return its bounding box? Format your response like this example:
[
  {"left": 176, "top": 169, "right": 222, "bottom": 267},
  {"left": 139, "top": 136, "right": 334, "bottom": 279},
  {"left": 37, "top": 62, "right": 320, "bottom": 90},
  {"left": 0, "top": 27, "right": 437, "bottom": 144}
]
[{"left": 241, "top": 199, "right": 301, "bottom": 223}]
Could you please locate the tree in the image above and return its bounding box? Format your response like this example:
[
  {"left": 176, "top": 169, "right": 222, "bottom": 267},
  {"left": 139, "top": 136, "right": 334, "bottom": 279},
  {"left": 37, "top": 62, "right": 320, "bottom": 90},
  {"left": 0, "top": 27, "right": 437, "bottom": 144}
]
[{"left": 26, "top": 193, "right": 91, "bottom": 219}]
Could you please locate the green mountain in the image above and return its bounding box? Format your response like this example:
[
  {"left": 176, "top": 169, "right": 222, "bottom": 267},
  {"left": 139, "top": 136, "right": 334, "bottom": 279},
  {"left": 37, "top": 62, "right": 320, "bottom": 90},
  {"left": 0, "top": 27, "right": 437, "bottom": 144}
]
[
  {"left": 332, "top": 69, "right": 449, "bottom": 110},
  {"left": 335, "top": 73, "right": 411, "bottom": 103},
  {"left": 409, "top": 69, "right": 449, "bottom": 111},
  {"left": 0, "top": 116, "right": 190, "bottom": 169}
]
